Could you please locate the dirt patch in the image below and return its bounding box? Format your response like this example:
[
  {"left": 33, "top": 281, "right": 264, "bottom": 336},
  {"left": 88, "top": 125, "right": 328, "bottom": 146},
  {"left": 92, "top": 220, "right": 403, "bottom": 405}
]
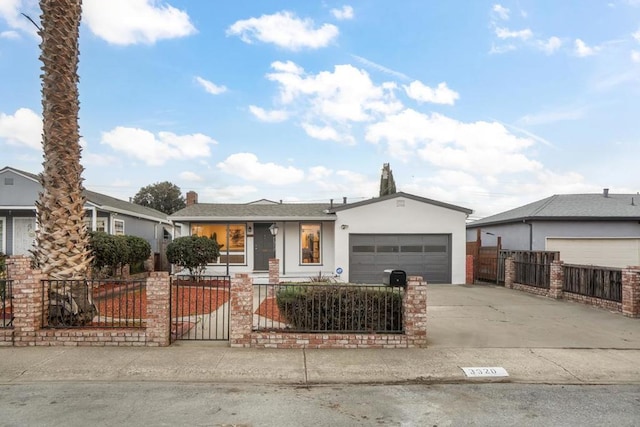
[{"left": 255, "top": 297, "right": 286, "bottom": 323}]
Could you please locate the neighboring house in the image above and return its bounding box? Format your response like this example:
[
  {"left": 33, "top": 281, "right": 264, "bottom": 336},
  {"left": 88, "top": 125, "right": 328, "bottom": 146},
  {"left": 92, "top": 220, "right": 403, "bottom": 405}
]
[
  {"left": 466, "top": 190, "right": 640, "bottom": 268},
  {"left": 170, "top": 191, "right": 472, "bottom": 284},
  {"left": 0, "top": 166, "right": 172, "bottom": 257}
]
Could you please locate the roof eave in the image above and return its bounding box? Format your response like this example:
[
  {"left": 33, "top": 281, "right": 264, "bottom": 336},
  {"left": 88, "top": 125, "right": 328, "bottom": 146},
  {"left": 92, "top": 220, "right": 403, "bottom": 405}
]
[{"left": 170, "top": 215, "right": 336, "bottom": 222}]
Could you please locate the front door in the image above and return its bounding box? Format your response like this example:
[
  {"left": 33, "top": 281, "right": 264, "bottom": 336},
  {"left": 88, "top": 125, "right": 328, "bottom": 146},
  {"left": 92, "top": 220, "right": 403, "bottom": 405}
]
[
  {"left": 253, "top": 223, "right": 275, "bottom": 271},
  {"left": 13, "top": 217, "right": 37, "bottom": 256}
]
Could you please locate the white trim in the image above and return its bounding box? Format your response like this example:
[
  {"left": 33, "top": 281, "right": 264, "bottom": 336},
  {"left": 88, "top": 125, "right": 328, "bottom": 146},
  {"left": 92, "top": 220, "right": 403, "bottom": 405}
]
[
  {"left": 113, "top": 218, "right": 125, "bottom": 236},
  {"left": 0, "top": 206, "right": 37, "bottom": 210},
  {"left": 0, "top": 168, "right": 39, "bottom": 183},
  {"left": 172, "top": 216, "right": 335, "bottom": 222},
  {"left": 0, "top": 217, "right": 5, "bottom": 253}
]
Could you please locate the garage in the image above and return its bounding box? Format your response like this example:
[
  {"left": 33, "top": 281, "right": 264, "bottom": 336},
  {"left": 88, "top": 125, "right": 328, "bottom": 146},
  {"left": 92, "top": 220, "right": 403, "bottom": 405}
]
[
  {"left": 349, "top": 234, "right": 451, "bottom": 284},
  {"left": 546, "top": 237, "right": 640, "bottom": 268}
]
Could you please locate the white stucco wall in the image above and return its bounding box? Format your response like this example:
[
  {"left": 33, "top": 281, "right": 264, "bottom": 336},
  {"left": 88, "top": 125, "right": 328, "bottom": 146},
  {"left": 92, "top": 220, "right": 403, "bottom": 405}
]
[{"left": 334, "top": 196, "right": 469, "bottom": 284}]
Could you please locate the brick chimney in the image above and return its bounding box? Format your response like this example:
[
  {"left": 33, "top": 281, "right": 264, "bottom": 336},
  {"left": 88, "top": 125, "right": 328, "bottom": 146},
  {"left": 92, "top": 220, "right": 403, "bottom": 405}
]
[{"left": 186, "top": 191, "right": 198, "bottom": 206}]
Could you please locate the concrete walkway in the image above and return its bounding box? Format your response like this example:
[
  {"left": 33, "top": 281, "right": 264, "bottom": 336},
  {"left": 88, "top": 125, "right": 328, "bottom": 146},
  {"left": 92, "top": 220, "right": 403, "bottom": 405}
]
[{"left": 1, "top": 284, "right": 638, "bottom": 386}]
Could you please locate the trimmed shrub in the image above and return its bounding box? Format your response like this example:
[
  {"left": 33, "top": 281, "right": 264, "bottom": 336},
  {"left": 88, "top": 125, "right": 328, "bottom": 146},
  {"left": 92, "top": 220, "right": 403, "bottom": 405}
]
[
  {"left": 0, "top": 251, "right": 6, "bottom": 278},
  {"left": 166, "top": 235, "right": 220, "bottom": 279},
  {"left": 89, "top": 232, "right": 151, "bottom": 276},
  {"left": 276, "top": 285, "right": 403, "bottom": 332},
  {"left": 125, "top": 235, "right": 151, "bottom": 264}
]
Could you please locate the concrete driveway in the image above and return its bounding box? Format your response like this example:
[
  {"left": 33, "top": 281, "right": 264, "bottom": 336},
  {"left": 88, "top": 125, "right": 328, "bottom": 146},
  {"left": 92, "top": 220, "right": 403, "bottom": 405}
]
[{"left": 427, "top": 283, "right": 640, "bottom": 349}]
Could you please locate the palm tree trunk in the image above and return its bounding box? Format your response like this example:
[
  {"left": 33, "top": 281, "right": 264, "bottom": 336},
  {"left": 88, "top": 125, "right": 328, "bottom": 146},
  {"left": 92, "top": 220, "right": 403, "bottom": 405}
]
[{"left": 35, "top": 0, "right": 94, "bottom": 324}]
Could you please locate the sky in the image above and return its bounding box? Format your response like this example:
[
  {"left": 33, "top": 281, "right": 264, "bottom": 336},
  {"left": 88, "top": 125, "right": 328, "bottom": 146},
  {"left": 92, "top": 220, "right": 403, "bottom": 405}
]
[{"left": 1, "top": 0, "right": 639, "bottom": 220}]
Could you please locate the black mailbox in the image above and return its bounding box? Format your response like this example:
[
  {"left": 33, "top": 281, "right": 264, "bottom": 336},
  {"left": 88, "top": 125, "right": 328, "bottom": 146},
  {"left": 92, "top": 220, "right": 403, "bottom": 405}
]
[{"left": 383, "top": 269, "right": 407, "bottom": 287}]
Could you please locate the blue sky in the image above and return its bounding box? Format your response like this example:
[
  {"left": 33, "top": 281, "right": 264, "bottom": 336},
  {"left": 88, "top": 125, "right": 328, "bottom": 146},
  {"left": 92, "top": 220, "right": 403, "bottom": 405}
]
[{"left": 1, "top": 0, "right": 639, "bottom": 219}]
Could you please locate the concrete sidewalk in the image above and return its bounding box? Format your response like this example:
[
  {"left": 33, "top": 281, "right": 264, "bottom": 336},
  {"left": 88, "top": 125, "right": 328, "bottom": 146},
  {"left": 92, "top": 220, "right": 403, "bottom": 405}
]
[{"left": 1, "top": 284, "right": 638, "bottom": 386}]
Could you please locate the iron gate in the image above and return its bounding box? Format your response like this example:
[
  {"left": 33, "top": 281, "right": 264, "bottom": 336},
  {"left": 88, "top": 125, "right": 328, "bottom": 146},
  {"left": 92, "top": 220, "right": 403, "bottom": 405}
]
[{"left": 170, "top": 275, "right": 231, "bottom": 342}]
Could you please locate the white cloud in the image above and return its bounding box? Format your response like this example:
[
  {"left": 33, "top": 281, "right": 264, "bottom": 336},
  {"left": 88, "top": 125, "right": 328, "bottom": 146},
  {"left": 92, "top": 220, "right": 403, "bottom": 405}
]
[
  {"left": 536, "top": 36, "right": 562, "bottom": 54},
  {"left": 489, "top": 43, "right": 517, "bottom": 54},
  {"left": 351, "top": 55, "right": 411, "bottom": 81},
  {"left": 632, "top": 50, "right": 640, "bottom": 62},
  {"left": 365, "top": 109, "right": 542, "bottom": 175},
  {"left": 266, "top": 61, "right": 402, "bottom": 122},
  {"left": 216, "top": 153, "right": 305, "bottom": 185},
  {"left": 633, "top": 29, "right": 640, "bottom": 42},
  {"left": 227, "top": 11, "right": 339, "bottom": 50},
  {"left": 194, "top": 76, "right": 227, "bottom": 95},
  {"left": 307, "top": 166, "right": 333, "bottom": 182},
  {"left": 0, "top": 30, "right": 19, "bottom": 39},
  {"left": 331, "top": 5, "right": 354, "bottom": 20},
  {"left": 82, "top": 0, "right": 196, "bottom": 45},
  {"left": 0, "top": 0, "right": 39, "bottom": 38},
  {"left": 83, "top": 152, "right": 120, "bottom": 167},
  {"left": 574, "top": 39, "right": 600, "bottom": 57},
  {"left": 495, "top": 27, "right": 533, "bottom": 40},
  {"left": 517, "top": 106, "right": 586, "bottom": 126},
  {"left": 249, "top": 105, "right": 289, "bottom": 123},
  {"left": 271, "top": 60, "right": 305, "bottom": 74},
  {"left": 179, "top": 171, "right": 203, "bottom": 182},
  {"left": 201, "top": 185, "right": 257, "bottom": 202},
  {"left": 492, "top": 4, "right": 510, "bottom": 20},
  {"left": 302, "top": 123, "right": 355, "bottom": 144},
  {"left": 404, "top": 81, "right": 460, "bottom": 105},
  {"left": 100, "top": 127, "right": 217, "bottom": 166},
  {"left": 0, "top": 108, "right": 42, "bottom": 150}
]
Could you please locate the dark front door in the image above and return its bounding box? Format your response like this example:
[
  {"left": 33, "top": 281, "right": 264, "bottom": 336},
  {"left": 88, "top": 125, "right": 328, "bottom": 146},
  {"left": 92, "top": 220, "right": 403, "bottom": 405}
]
[{"left": 254, "top": 223, "right": 275, "bottom": 270}]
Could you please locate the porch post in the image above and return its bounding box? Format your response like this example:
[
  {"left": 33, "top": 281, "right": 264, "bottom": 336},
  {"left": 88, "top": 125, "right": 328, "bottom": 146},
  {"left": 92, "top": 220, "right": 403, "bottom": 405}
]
[{"left": 268, "top": 258, "right": 280, "bottom": 285}]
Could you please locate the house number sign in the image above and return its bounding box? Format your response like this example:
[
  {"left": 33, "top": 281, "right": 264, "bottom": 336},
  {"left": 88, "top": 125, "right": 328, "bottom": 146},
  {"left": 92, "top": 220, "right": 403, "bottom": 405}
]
[{"left": 461, "top": 367, "right": 509, "bottom": 377}]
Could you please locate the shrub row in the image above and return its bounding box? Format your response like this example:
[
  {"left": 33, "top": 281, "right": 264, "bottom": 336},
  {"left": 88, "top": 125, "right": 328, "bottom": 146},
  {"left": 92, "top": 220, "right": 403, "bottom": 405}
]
[
  {"left": 88, "top": 232, "right": 151, "bottom": 275},
  {"left": 276, "top": 286, "right": 403, "bottom": 332}
]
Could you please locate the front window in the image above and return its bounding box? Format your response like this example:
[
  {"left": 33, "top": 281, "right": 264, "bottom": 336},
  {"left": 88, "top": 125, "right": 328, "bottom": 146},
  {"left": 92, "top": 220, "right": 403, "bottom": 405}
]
[
  {"left": 113, "top": 219, "right": 125, "bottom": 236},
  {"left": 191, "top": 223, "right": 246, "bottom": 264},
  {"left": 83, "top": 216, "right": 106, "bottom": 232},
  {"left": 301, "top": 223, "right": 321, "bottom": 264}
]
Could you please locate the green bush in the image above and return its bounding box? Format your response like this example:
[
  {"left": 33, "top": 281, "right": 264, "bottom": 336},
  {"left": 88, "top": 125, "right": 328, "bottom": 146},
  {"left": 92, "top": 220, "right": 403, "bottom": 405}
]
[
  {"left": 276, "top": 286, "right": 403, "bottom": 332},
  {"left": 166, "top": 235, "right": 220, "bottom": 279},
  {"left": 89, "top": 232, "right": 151, "bottom": 276}
]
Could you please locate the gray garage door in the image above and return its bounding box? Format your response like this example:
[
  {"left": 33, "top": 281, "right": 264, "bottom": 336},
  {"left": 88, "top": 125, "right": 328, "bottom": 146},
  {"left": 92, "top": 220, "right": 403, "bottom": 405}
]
[{"left": 349, "top": 234, "right": 451, "bottom": 284}]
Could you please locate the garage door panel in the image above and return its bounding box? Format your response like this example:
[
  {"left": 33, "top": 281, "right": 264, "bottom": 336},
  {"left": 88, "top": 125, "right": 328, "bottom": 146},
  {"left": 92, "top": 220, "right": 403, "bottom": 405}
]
[{"left": 350, "top": 234, "right": 451, "bottom": 284}]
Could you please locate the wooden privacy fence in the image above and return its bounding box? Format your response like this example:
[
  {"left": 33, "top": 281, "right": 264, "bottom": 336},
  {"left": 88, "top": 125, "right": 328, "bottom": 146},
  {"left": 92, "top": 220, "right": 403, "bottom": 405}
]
[
  {"left": 563, "top": 264, "right": 622, "bottom": 302},
  {"left": 498, "top": 250, "right": 559, "bottom": 284},
  {"left": 504, "top": 256, "right": 638, "bottom": 317}
]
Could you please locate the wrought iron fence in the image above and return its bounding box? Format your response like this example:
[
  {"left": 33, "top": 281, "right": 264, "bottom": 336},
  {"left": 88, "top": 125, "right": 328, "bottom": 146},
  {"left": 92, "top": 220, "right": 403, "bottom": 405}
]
[
  {"left": 170, "top": 275, "right": 231, "bottom": 341},
  {"left": 1, "top": 279, "right": 12, "bottom": 329},
  {"left": 514, "top": 261, "right": 551, "bottom": 289},
  {"left": 43, "top": 279, "right": 146, "bottom": 328},
  {"left": 253, "top": 283, "right": 405, "bottom": 333},
  {"left": 563, "top": 265, "right": 622, "bottom": 302}
]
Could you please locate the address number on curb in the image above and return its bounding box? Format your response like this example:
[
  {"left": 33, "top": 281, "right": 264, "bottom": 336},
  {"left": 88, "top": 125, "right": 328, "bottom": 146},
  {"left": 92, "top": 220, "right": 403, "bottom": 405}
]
[{"left": 461, "top": 367, "right": 509, "bottom": 377}]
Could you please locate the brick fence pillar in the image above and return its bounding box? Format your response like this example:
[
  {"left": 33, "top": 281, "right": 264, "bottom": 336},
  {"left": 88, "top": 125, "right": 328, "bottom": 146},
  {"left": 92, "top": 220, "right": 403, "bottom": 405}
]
[
  {"left": 465, "top": 255, "right": 474, "bottom": 285},
  {"left": 268, "top": 258, "right": 279, "bottom": 285},
  {"left": 549, "top": 260, "right": 564, "bottom": 299},
  {"left": 145, "top": 272, "right": 170, "bottom": 346},
  {"left": 403, "top": 276, "right": 427, "bottom": 348},
  {"left": 622, "top": 268, "right": 640, "bottom": 318},
  {"left": 504, "top": 257, "right": 514, "bottom": 289},
  {"left": 7, "top": 256, "right": 45, "bottom": 347},
  {"left": 230, "top": 273, "right": 253, "bottom": 347}
]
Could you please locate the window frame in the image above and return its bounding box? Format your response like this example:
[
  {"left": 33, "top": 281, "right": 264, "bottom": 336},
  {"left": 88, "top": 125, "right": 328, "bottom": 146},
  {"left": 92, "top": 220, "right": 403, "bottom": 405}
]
[
  {"left": 113, "top": 219, "right": 125, "bottom": 236},
  {"left": 190, "top": 222, "right": 247, "bottom": 266},
  {"left": 300, "top": 222, "right": 322, "bottom": 265}
]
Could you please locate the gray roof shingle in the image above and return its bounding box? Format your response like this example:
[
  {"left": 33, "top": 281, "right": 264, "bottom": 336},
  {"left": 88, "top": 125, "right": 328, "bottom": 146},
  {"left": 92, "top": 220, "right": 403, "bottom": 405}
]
[
  {"left": 468, "top": 193, "right": 640, "bottom": 227},
  {"left": 171, "top": 202, "right": 335, "bottom": 221}
]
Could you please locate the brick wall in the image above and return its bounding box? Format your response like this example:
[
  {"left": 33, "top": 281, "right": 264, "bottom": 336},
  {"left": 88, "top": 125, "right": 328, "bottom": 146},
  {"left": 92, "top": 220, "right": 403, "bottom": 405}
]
[
  {"left": 3, "top": 256, "right": 171, "bottom": 347},
  {"left": 268, "top": 258, "right": 279, "bottom": 285},
  {"left": 465, "top": 255, "right": 474, "bottom": 284},
  {"left": 231, "top": 274, "right": 428, "bottom": 349}
]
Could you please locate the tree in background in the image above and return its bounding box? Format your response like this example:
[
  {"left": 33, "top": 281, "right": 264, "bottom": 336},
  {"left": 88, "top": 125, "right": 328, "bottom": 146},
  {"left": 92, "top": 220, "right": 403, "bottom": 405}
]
[
  {"left": 133, "top": 182, "right": 186, "bottom": 215},
  {"left": 379, "top": 163, "right": 397, "bottom": 197}
]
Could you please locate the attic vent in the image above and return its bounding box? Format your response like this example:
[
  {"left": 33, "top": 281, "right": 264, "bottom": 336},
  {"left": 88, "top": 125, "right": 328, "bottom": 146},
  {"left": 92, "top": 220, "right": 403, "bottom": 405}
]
[
  {"left": 396, "top": 200, "right": 405, "bottom": 207},
  {"left": 4, "top": 177, "right": 14, "bottom": 185}
]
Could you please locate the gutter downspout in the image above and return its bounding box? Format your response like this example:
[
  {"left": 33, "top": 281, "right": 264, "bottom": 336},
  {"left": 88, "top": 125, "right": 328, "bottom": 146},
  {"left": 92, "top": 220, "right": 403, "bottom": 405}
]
[
  {"left": 282, "top": 222, "right": 286, "bottom": 275},
  {"left": 524, "top": 220, "right": 533, "bottom": 250}
]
